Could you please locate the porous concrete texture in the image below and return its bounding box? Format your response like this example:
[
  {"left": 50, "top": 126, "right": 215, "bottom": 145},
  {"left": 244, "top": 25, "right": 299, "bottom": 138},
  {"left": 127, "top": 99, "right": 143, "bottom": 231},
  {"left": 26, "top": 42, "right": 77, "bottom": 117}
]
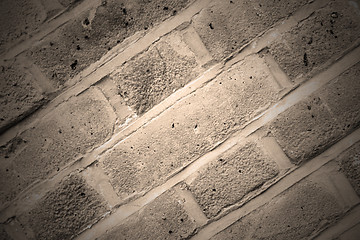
[
  {"left": 28, "top": 0, "right": 191, "bottom": 86},
  {"left": 211, "top": 179, "right": 342, "bottom": 240},
  {"left": 337, "top": 142, "right": 360, "bottom": 196},
  {"left": 269, "top": 61, "right": 360, "bottom": 164},
  {"left": 100, "top": 189, "right": 196, "bottom": 240},
  {"left": 1, "top": 0, "right": 360, "bottom": 239},
  {"left": 188, "top": 142, "right": 278, "bottom": 218},
  {"left": 19, "top": 174, "right": 108, "bottom": 240},
  {"left": 0, "top": 87, "right": 116, "bottom": 206},
  {"left": 269, "top": 0, "right": 360, "bottom": 81},
  {"left": 111, "top": 32, "right": 199, "bottom": 114},
  {"left": 101, "top": 54, "right": 279, "bottom": 200},
  {"left": 0, "top": 61, "right": 44, "bottom": 133},
  {"left": 192, "top": 0, "right": 308, "bottom": 61}
]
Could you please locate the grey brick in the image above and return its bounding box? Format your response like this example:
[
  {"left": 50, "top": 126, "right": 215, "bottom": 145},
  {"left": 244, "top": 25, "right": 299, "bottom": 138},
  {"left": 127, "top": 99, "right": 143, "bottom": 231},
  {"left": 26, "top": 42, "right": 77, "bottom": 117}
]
[
  {"left": 189, "top": 142, "right": 279, "bottom": 218},
  {"left": 0, "top": 88, "right": 116, "bottom": 205},
  {"left": 269, "top": 0, "right": 360, "bottom": 80},
  {"left": 0, "top": 62, "right": 44, "bottom": 134},
  {"left": 269, "top": 62, "right": 360, "bottom": 164},
  {"left": 101, "top": 54, "right": 279, "bottom": 199},
  {"left": 111, "top": 33, "right": 199, "bottom": 114},
  {"left": 192, "top": 0, "right": 308, "bottom": 61},
  {"left": 19, "top": 174, "right": 108, "bottom": 240},
  {"left": 337, "top": 142, "right": 360, "bottom": 196},
  {"left": 212, "top": 180, "right": 342, "bottom": 240},
  {"left": 100, "top": 189, "right": 196, "bottom": 240},
  {"left": 28, "top": 0, "right": 191, "bottom": 86},
  {"left": 0, "top": 0, "right": 46, "bottom": 53}
]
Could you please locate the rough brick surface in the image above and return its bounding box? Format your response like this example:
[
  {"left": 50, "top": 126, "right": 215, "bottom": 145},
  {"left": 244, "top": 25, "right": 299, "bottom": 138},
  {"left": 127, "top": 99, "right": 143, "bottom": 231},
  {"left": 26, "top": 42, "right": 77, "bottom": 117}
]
[
  {"left": 0, "top": 88, "right": 116, "bottom": 206},
  {"left": 269, "top": 62, "right": 360, "bottom": 164},
  {"left": 192, "top": 0, "right": 308, "bottom": 61},
  {"left": 319, "top": 62, "right": 360, "bottom": 133},
  {"left": 0, "top": 62, "right": 44, "bottom": 133},
  {"left": 101, "top": 55, "right": 279, "bottom": 199},
  {"left": 269, "top": 0, "right": 360, "bottom": 80},
  {"left": 0, "top": 0, "right": 46, "bottom": 53},
  {"left": 19, "top": 174, "right": 108, "bottom": 240},
  {"left": 337, "top": 142, "right": 360, "bottom": 196},
  {"left": 28, "top": 0, "right": 191, "bottom": 86},
  {"left": 100, "top": 189, "right": 196, "bottom": 240},
  {"left": 111, "top": 33, "right": 199, "bottom": 114},
  {"left": 212, "top": 180, "right": 342, "bottom": 240},
  {"left": 189, "top": 142, "right": 279, "bottom": 218}
]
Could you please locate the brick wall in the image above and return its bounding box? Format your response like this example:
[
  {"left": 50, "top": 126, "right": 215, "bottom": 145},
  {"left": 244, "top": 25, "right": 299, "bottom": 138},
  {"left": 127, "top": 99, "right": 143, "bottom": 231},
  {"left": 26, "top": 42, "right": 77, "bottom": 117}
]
[{"left": 1, "top": 0, "right": 360, "bottom": 239}]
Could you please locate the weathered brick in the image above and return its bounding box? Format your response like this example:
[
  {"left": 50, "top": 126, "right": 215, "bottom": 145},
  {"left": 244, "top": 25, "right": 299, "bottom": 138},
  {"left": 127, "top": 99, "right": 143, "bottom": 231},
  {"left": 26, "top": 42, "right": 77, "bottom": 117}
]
[
  {"left": 211, "top": 180, "right": 342, "bottom": 240},
  {"left": 269, "top": 95, "right": 340, "bottom": 164},
  {"left": 269, "top": 62, "right": 360, "bottom": 164},
  {"left": 192, "top": 0, "right": 308, "bottom": 61},
  {"left": 189, "top": 142, "right": 279, "bottom": 218},
  {"left": 319, "top": 62, "right": 360, "bottom": 133},
  {"left": 19, "top": 174, "right": 108, "bottom": 240},
  {"left": 0, "top": 0, "right": 46, "bottom": 53},
  {"left": 110, "top": 32, "right": 199, "bottom": 114},
  {"left": 28, "top": 0, "right": 191, "bottom": 86},
  {"left": 0, "top": 87, "right": 116, "bottom": 206},
  {"left": 100, "top": 189, "right": 196, "bottom": 240},
  {"left": 0, "top": 62, "right": 44, "bottom": 134},
  {"left": 269, "top": 0, "right": 360, "bottom": 80},
  {"left": 58, "top": 0, "right": 82, "bottom": 8},
  {"left": 337, "top": 142, "right": 360, "bottom": 196},
  {"left": 101, "top": 54, "right": 279, "bottom": 199}
]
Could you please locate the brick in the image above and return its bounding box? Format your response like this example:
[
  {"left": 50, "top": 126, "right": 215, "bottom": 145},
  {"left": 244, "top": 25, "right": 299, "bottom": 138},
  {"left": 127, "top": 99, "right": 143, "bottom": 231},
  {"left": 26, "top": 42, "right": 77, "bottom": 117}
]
[
  {"left": 19, "top": 174, "right": 108, "bottom": 240},
  {"left": 189, "top": 142, "right": 279, "bottom": 218},
  {"left": 337, "top": 142, "right": 360, "bottom": 196},
  {"left": 28, "top": 0, "right": 191, "bottom": 86},
  {"left": 110, "top": 32, "right": 199, "bottom": 114},
  {"left": 338, "top": 222, "right": 360, "bottom": 240},
  {"left": 58, "top": 0, "right": 82, "bottom": 8},
  {"left": 211, "top": 180, "right": 342, "bottom": 240},
  {"left": 0, "top": 0, "right": 46, "bottom": 53},
  {"left": 269, "top": 62, "right": 360, "bottom": 164},
  {"left": 101, "top": 54, "right": 279, "bottom": 199},
  {"left": 319, "top": 62, "right": 360, "bottom": 133},
  {"left": 192, "top": 0, "right": 307, "bottom": 61},
  {"left": 99, "top": 189, "right": 196, "bottom": 240},
  {"left": 269, "top": 0, "right": 360, "bottom": 80},
  {"left": 0, "top": 87, "right": 116, "bottom": 206},
  {"left": 0, "top": 62, "right": 44, "bottom": 134}
]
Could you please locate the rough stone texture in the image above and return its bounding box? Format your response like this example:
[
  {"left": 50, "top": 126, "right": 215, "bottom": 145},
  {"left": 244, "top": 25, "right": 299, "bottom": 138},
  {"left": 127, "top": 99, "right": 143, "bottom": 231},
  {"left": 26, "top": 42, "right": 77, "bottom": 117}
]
[
  {"left": 111, "top": 33, "right": 199, "bottom": 114},
  {"left": 101, "top": 54, "right": 279, "bottom": 199},
  {"left": 211, "top": 180, "right": 342, "bottom": 240},
  {"left": 192, "top": 0, "right": 308, "bottom": 61},
  {"left": 0, "top": 62, "right": 44, "bottom": 134},
  {"left": 0, "top": 0, "right": 46, "bottom": 53},
  {"left": 100, "top": 189, "right": 196, "bottom": 240},
  {"left": 337, "top": 142, "right": 360, "bottom": 196},
  {"left": 0, "top": 225, "right": 11, "bottom": 240},
  {"left": 269, "top": 0, "right": 360, "bottom": 80},
  {"left": 189, "top": 142, "right": 279, "bottom": 218},
  {"left": 19, "top": 174, "right": 108, "bottom": 240},
  {"left": 58, "top": 0, "right": 82, "bottom": 8},
  {"left": 269, "top": 95, "right": 340, "bottom": 164},
  {"left": 319, "top": 62, "right": 360, "bottom": 134},
  {"left": 269, "top": 62, "right": 360, "bottom": 164},
  {"left": 0, "top": 88, "right": 116, "bottom": 206},
  {"left": 28, "top": 0, "right": 191, "bottom": 86}
]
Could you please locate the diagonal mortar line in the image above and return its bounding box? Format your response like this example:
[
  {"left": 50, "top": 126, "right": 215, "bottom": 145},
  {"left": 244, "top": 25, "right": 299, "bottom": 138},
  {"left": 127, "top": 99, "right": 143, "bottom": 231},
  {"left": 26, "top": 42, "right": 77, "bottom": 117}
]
[
  {"left": 1, "top": 0, "right": 102, "bottom": 60},
  {"left": 314, "top": 203, "right": 360, "bottom": 240},
  {"left": 0, "top": 0, "right": 212, "bottom": 147},
  {"left": 191, "top": 129, "right": 360, "bottom": 240},
  {"left": 75, "top": 44, "right": 360, "bottom": 240}
]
